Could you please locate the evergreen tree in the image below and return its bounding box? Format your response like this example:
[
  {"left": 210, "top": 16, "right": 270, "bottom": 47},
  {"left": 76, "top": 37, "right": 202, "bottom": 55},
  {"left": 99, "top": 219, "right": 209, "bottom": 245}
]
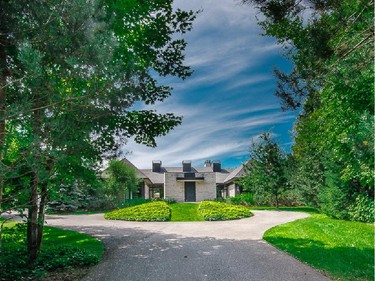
[{"left": 0, "top": 0, "right": 196, "bottom": 261}]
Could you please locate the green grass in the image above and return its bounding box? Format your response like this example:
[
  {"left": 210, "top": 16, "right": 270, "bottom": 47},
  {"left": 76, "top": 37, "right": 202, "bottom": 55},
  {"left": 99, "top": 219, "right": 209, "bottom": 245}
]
[
  {"left": 249, "top": 206, "right": 319, "bottom": 214},
  {"left": 42, "top": 226, "right": 104, "bottom": 258},
  {"left": 170, "top": 203, "right": 204, "bottom": 221},
  {"left": 264, "top": 214, "right": 374, "bottom": 281},
  {"left": 1, "top": 221, "right": 104, "bottom": 281}
]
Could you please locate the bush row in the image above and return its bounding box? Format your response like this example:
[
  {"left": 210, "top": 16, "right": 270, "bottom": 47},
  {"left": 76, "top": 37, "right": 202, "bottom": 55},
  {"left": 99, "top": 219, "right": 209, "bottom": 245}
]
[
  {"left": 105, "top": 200, "right": 254, "bottom": 222},
  {"left": 198, "top": 201, "right": 253, "bottom": 221},
  {"left": 104, "top": 201, "right": 171, "bottom": 221}
]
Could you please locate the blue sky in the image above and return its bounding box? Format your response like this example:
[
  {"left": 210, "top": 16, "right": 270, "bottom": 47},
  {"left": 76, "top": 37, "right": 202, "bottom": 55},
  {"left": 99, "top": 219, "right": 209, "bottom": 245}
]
[{"left": 123, "top": 0, "right": 296, "bottom": 169}]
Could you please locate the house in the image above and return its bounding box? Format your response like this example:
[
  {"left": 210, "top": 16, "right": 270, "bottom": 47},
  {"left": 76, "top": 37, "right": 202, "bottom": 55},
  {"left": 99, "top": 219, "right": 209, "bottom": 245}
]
[{"left": 124, "top": 159, "right": 245, "bottom": 202}]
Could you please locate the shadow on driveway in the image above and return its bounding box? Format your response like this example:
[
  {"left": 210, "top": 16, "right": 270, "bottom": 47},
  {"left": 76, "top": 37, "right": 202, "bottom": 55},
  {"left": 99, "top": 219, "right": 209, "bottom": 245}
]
[{"left": 49, "top": 218, "right": 332, "bottom": 281}]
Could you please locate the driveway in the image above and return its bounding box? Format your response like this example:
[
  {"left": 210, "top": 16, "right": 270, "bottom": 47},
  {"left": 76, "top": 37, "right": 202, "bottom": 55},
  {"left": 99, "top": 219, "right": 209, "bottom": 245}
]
[{"left": 46, "top": 211, "right": 332, "bottom": 281}]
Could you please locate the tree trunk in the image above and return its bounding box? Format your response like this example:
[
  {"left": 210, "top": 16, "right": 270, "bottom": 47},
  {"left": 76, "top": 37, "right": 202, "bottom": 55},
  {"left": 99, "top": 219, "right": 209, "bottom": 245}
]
[
  {"left": 36, "top": 159, "right": 53, "bottom": 249},
  {"left": 27, "top": 171, "right": 39, "bottom": 263},
  {"left": 0, "top": 26, "right": 8, "bottom": 212},
  {"left": 36, "top": 182, "right": 47, "bottom": 249},
  {"left": 275, "top": 193, "right": 279, "bottom": 209}
]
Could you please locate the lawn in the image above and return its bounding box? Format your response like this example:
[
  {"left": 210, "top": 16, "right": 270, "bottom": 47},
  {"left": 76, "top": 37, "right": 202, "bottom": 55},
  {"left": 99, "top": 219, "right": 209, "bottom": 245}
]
[
  {"left": 264, "top": 214, "right": 374, "bottom": 281},
  {"left": 1, "top": 221, "right": 104, "bottom": 281},
  {"left": 170, "top": 203, "right": 204, "bottom": 221},
  {"left": 249, "top": 206, "right": 319, "bottom": 214},
  {"left": 105, "top": 201, "right": 253, "bottom": 222}
]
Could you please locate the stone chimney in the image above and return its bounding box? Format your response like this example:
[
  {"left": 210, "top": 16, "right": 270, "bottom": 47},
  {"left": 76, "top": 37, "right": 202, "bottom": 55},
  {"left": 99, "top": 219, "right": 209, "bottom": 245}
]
[
  {"left": 152, "top": 160, "right": 162, "bottom": 172},
  {"left": 212, "top": 160, "right": 221, "bottom": 172},
  {"left": 204, "top": 160, "right": 212, "bottom": 167},
  {"left": 182, "top": 160, "right": 192, "bottom": 172}
]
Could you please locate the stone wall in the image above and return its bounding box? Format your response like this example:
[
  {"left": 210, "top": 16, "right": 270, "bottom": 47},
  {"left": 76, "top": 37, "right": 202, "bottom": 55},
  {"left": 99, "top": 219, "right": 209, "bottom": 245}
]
[
  {"left": 164, "top": 173, "right": 185, "bottom": 202},
  {"left": 196, "top": 173, "right": 216, "bottom": 202},
  {"left": 164, "top": 172, "right": 217, "bottom": 202},
  {"left": 227, "top": 183, "right": 239, "bottom": 197}
]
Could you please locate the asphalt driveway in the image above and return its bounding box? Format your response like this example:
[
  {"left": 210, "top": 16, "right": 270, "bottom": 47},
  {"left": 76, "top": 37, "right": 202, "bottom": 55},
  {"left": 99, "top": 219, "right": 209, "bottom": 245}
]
[{"left": 46, "top": 211, "right": 332, "bottom": 281}]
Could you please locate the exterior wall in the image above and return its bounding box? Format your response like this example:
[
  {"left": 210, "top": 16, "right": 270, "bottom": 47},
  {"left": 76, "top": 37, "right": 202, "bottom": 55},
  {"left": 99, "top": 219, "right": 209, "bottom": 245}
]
[
  {"left": 144, "top": 183, "right": 150, "bottom": 199},
  {"left": 164, "top": 172, "right": 217, "bottom": 202},
  {"left": 227, "top": 182, "right": 240, "bottom": 197},
  {"left": 164, "top": 173, "right": 185, "bottom": 202},
  {"left": 196, "top": 173, "right": 216, "bottom": 202}
]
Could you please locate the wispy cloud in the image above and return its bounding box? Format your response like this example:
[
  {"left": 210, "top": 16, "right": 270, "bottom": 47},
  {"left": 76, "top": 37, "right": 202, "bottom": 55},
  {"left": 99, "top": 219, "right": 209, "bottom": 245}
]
[{"left": 122, "top": 0, "right": 294, "bottom": 169}]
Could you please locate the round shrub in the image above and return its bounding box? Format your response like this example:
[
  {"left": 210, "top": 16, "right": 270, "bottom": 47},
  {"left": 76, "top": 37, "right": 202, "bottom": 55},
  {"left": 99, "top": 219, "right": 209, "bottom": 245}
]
[
  {"left": 198, "top": 201, "right": 253, "bottom": 221},
  {"left": 104, "top": 201, "right": 171, "bottom": 221},
  {"left": 348, "top": 194, "right": 374, "bottom": 223},
  {"left": 226, "top": 193, "right": 254, "bottom": 206}
]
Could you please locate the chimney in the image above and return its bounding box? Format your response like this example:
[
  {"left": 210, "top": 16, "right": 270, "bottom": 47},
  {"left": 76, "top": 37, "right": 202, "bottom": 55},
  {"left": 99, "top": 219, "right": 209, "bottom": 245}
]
[
  {"left": 152, "top": 160, "right": 162, "bottom": 172},
  {"left": 182, "top": 160, "right": 191, "bottom": 172},
  {"left": 212, "top": 160, "right": 221, "bottom": 172},
  {"left": 204, "top": 160, "right": 212, "bottom": 167}
]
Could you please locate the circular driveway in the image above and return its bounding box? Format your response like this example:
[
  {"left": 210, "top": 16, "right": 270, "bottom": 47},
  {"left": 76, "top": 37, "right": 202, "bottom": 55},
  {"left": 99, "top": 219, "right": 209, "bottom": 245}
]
[{"left": 46, "top": 211, "right": 332, "bottom": 281}]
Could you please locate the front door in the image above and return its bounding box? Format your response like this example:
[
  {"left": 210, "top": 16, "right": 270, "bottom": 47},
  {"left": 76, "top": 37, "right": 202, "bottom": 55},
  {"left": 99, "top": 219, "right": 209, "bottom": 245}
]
[{"left": 184, "top": 182, "right": 196, "bottom": 202}]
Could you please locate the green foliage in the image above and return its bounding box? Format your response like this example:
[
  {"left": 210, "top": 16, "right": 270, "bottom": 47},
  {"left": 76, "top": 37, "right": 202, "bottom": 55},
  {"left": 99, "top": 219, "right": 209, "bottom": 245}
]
[
  {"left": 46, "top": 181, "right": 108, "bottom": 213},
  {"left": 104, "top": 201, "right": 171, "bottom": 221},
  {"left": 103, "top": 160, "right": 141, "bottom": 207},
  {"left": 264, "top": 214, "right": 374, "bottom": 281},
  {"left": 241, "top": 132, "right": 290, "bottom": 207},
  {"left": 249, "top": 206, "right": 319, "bottom": 214},
  {"left": 317, "top": 184, "right": 350, "bottom": 220},
  {"left": 170, "top": 203, "right": 204, "bottom": 222},
  {"left": 1, "top": 223, "right": 103, "bottom": 281},
  {"left": 226, "top": 193, "right": 254, "bottom": 206},
  {"left": 1, "top": 0, "right": 196, "bottom": 261},
  {"left": 244, "top": 0, "right": 374, "bottom": 221},
  {"left": 348, "top": 194, "right": 374, "bottom": 223},
  {"left": 198, "top": 201, "right": 253, "bottom": 221},
  {"left": 117, "top": 198, "right": 152, "bottom": 208},
  {"left": 161, "top": 198, "right": 177, "bottom": 205}
]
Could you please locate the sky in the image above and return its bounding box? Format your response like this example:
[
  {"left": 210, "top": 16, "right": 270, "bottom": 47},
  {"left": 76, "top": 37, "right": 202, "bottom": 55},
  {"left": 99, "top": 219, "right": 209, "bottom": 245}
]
[{"left": 122, "top": 0, "right": 296, "bottom": 169}]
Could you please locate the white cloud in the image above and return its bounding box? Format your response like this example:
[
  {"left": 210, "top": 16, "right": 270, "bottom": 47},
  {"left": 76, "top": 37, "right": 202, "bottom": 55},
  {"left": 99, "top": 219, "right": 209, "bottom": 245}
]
[{"left": 120, "top": 0, "right": 294, "bottom": 169}]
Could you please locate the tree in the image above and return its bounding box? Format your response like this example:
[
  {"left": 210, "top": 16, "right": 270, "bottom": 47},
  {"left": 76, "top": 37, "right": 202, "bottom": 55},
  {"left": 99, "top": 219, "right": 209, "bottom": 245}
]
[
  {"left": 242, "top": 0, "right": 373, "bottom": 112},
  {"left": 243, "top": 0, "right": 374, "bottom": 220},
  {"left": 241, "top": 132, "right": 288, "bottom": 208},
  {"left": 0, "top": 0, "right": 196, "bottom": 262},
  {"left": 104, "top": 160, "right": 141, "bottom": 206}
]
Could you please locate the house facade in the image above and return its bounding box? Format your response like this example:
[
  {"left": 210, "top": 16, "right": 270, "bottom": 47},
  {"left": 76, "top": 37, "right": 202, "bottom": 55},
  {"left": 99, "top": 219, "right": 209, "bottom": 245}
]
[{"left": 124, "top": 159, "right": 245, "bottom": 202}]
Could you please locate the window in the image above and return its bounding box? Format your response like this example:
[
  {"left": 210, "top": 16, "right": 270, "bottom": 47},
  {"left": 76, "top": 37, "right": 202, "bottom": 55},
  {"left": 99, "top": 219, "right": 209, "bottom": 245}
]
[{"left": 149, "top": 186, "right": 164, "bottom": 199}]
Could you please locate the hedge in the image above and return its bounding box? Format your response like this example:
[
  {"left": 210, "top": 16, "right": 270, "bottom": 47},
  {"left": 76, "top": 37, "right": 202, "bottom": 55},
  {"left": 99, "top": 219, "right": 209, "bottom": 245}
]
[
  {"left": 198, "top": 201, "right": 253, "bottom": 221},
  {"left": 104, "top": 201, "right": 171, "bottom": 221}
]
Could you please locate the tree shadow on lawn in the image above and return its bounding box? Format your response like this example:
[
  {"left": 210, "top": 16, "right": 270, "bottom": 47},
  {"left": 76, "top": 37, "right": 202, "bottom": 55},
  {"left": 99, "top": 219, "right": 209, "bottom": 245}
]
[{"left": 264, "top": 236, "right": 374, "bottom": 281}]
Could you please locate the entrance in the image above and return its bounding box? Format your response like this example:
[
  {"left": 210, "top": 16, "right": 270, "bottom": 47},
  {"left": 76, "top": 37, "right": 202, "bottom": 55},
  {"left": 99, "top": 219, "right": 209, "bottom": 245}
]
[{"left": 184, "top": 182, "right": 196, "bottom": 202}]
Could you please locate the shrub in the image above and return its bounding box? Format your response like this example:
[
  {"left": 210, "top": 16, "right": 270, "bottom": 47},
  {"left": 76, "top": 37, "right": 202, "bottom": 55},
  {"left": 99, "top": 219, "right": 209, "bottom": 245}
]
[
  {"left": 117, "top": 198, "right": 152, "bottom": 208},
  {"left": 348, "top": 194, "right": 374, "bottom": 223},
  {"left": 104, "top": 201, "right": 171, "bottom": 221},
  {"left": 226, "top": 193, "right": 254, "bottom": 206},
  {"left": 161, "top": 198, "right": 177, "bottom": 204},
  {"left": 198, "top": 201, "right": 253, "bottom": 221},
  {"left": 318, "top": 185, "right": 350, "bottom": 220},
  {"left": 1, "top": 224, "right": 102, "bottom": 281}
]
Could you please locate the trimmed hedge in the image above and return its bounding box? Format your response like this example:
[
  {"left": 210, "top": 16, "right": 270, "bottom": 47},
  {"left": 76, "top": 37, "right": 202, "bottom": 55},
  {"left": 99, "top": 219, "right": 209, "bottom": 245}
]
[
  {"left": 198, "top": 201, "right": 253, "bottom": 221},
  {"left": 104, "top": 201, "right": 171, "bottom": 221}
]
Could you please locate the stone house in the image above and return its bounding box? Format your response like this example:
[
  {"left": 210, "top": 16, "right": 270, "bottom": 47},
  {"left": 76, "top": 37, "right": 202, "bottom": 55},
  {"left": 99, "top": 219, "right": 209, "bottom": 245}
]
[{"left": 124, "top": 159, "right": 245, "bottom": 202}]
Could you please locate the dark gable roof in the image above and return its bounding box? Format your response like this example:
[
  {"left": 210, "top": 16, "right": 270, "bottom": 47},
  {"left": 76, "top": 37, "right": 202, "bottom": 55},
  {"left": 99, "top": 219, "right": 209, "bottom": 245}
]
[
  {"left": 137, "top": 165, "right": 244, "bottom": 185},
  {"left": 223, "top": 164, "right": 245, "bottom": 183}
]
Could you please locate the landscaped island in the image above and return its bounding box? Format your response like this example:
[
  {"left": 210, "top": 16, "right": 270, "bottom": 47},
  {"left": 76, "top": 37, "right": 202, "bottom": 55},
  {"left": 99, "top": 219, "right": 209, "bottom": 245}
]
[{"left": 104, "top": 201, "right": 253, "bottom": 222}]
